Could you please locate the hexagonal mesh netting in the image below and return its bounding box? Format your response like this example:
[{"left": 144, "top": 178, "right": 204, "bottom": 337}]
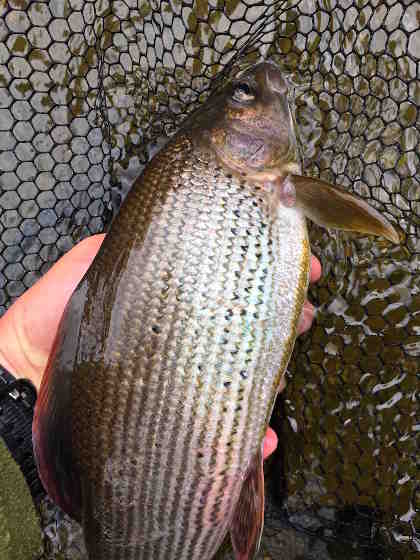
[{"left": 0, "top": 1, "right": 418, "bottom": 559}]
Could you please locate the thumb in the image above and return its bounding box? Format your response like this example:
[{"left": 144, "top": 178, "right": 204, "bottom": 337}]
[{"left": 0, "top": 234, "right": 105, "bottom": 389}]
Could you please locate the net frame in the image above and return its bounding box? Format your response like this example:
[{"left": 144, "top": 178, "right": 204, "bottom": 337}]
[{"left": 0, "top": 1, "right": 418, "bottom": 558}]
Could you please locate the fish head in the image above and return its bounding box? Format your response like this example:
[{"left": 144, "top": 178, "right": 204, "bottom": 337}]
[
  {"left": 190, "top": 62, "right": 299, "bottom": 181},
  {"left": 186, "top": 61, "right": 400, "bottom": 243}
]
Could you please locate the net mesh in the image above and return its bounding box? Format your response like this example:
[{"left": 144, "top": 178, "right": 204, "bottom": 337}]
[{"left": 0, "top": 1, "right": 418, "bottom": 558}]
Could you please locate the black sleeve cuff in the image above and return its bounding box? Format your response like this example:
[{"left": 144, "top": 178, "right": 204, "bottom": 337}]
[{"left": 0, "top": 364, "right": 46, "bottom": 503}]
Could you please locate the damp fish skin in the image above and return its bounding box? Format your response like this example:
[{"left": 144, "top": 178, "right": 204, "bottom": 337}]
[{"left": 33, "top": 62, "right": 398, "bottom": 560}]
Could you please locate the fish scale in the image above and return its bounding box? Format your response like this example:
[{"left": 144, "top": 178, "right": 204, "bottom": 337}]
[
  {"left": 158, "top": 166, "right": 245, "bottom": 559},
  {"left": 63, "top": 135, "right": 309, "bottom": 559}
]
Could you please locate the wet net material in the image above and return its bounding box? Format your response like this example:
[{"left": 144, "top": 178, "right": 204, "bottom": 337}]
[{"left": 0, "top": 1, "right": 418, "bottom": 559}]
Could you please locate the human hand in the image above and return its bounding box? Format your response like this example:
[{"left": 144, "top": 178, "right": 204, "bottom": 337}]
[
  {"left": 0, "top": 234, "right": 321, "bottom": 460},
  {"left": 0, "top": 234, "right": 106, "bottom": 390}
]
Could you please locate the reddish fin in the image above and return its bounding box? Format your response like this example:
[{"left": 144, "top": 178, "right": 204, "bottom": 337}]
[
  {"left": 32, "top": 283, "right": 86, "bottom": 521},
  {"left": 230, "top": 446, "right": 264, "bottom": 560}
]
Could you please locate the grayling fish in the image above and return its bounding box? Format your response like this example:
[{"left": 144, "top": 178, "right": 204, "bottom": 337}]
[{"left": 33, "top": 62, "right": 398, "bottom": 560}]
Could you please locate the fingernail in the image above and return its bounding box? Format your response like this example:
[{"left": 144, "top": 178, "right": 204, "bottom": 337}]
[
  {"left": 299, "top": 306, "right": 315, "bottom": 332},
  {"left": 302, "top": 310, "right": 312, "bottom": 331}
]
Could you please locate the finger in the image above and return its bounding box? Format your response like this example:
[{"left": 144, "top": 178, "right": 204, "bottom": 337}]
[
  {"left": 0, "top": 234, "right": 105, "bottom": 388},
  {"left": 297, "top": 300, "right": 316, "bottom": 336},
  {"left": 263, "top": 427, "right": 278, "bottom": 460},
  {"left": 310, "top": 254, "right": 321, "bottom": 284},
  {"left": 17, "top": 233, "right": 105, "bottom": 353},
  {"left": 296, "top": 256, "right": 321, "bottom": 337}
]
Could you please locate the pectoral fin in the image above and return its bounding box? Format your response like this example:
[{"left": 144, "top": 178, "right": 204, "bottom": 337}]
[
  {"left": 230, "top": 446, "right": 264, "bottom": 560},
  {"left": 291, "top": 174, "right": 400, "bottom": 244}
]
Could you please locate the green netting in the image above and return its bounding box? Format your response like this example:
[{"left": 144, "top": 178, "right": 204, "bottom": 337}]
[{"left": 0, "top": 1, "right": 418, "bottom": 558}]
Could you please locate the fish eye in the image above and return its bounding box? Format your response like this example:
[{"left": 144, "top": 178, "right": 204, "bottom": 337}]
[{"left": 232, "top": 81, "right": 255, "bottom": 103}]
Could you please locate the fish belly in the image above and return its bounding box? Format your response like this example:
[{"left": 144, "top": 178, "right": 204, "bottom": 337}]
[{"left": 64, "top": 139, "right": 310, "bottom": 560}]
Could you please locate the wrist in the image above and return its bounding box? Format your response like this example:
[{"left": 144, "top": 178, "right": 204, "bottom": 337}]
[
  {"left": 0, "top": 363, "right": 45, "bottom": 503},
  {"left": 0, "top": 315, "right": 44, "bottom": 391},
  {"left": 0, "top": 348, "right": 18, "bottom": 378}
]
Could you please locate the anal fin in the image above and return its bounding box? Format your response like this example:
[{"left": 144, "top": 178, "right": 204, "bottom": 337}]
[{"left": 230, "top": 445, "right": 264, "bottom": 560}]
